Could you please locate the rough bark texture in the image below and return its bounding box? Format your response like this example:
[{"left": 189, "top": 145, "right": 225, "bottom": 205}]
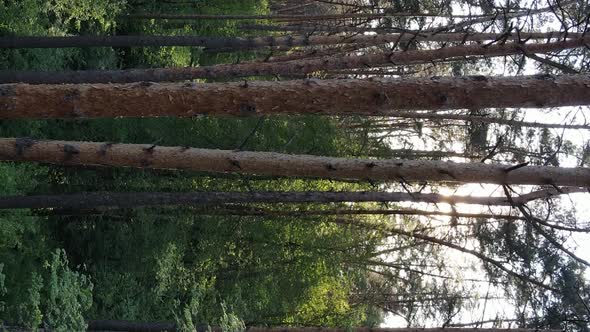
[
  {"left": 2, "top": 75, "right": 590, "bottom": 119},
  {"left": 0, "top": 31, "right": 578, "bottom": 49},
  {"left": 3, "top": 38, "right": 588, "bottom": 84},
  {"left": 1, "top": 138, "right": 590, "bottom": 186}
]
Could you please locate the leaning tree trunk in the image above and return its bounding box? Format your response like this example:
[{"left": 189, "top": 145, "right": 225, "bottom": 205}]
[
  {"left": 3, "top": 37, "right": 588, "bottom": 83},
  {"left": 0, "top": 187, "right": 580, "bottom": 210},
  {"left": 1, "top": 138, "right": 589, "bottom": 187},
  {"left": 0, "top": 31, "right": 579, "bottom": 49},
  {"left": 1, "top": 75, "right": 589, "bottom": 118}
]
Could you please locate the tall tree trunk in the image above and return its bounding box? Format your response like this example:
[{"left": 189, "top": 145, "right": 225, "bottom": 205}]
[
  {"left": 1, "top": 138, "right": 589, "bottom": 187},
  {"left": 2, "top": 75, "right": 589, "bottom": 119},
  {"left": 246, "top": 328, "right": 558, "bottom": 332},
  {"left": 237, "top": 24, "right": 426, "bottom": 33},
  {"left": 42, "top": 206, "right": 527, "bottom": 220},
  {"left": 3, "top": 37, "right": 588, "bottom": 84},
  {"left": 1, "top": 324, "right": 561, "bottom": 332},
  {"left": 125, "top": 12, "right": 479, "bottom": 21},
  {"left": 0, "top": 31, "right": 579, "bottom": 49},
  {"left": 0, "top": 188, "right": 580, "bottom": 210}
]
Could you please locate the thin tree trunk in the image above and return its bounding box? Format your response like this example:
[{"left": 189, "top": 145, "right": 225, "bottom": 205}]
[
  {"left": 328, "top": 69, "right": 415, "bottom": 76},
  {"left": 238, "top": 23, "right": 421, "bottom": 33},
  {"left": 377, "top": 149, "right": 479, "bottom": 159},
  {"left": 0, "top": 187, "right": 582, "bottom": 210},
  {"left": 6, "top": 326, "right": 561, "bottom": 332},
  {"left": 337, "top": 218, "right": 557, "bottom": 291},
  {"left": 3, "top": 37, "right": 588, "bottom": 84},
  {"left": 125, "top": 12, "right": 479, "bottom": 21},
  {"left": 2, "top": 75, "right": 590, "bottom": 119},
  {"left": 0, "top": 31, "right": 579, "bottom": 49},
  {"left": 351, "top": 112, "right": 590, "bottom": 130},
  {"left": 263, "top": 44, "right": 368, "bottom": 63},
  {"left": 275, "top": 1, "right": 314, "bottom": 13},
  {"left": 1, "top": 138, "right": 590, "bottom": 187},
  {"left": 240, "top": 0, "right": 575, "bottom": 32},
  {"left": 429, "top": 0, "right": 577, "bottom": 32},
  {"left": 0, "top": 191, "right": 515, "bottom": 210},
  {"left": 87, "top": 320, "right": 177, "bottom": 332},
  {"left": 43, "top": 206, "right": 527, "bottom": 220},
  {"left": 251, "top": 328, "right": 559, "bottom": 332}
]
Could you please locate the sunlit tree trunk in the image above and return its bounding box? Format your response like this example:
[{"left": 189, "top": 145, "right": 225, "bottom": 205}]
[
  {"left": 2, "top": 75, "right": 589, "bottom": 118},
  {"left": 1, "top": 138, "right": 589, "bottom": 187}
]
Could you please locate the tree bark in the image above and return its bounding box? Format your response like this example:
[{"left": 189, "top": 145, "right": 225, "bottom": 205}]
[
  {"left": 0, "top": 192, "right": 536, "bottom": 210},
  {"left": 2, "top": 75, "right": 590, "bottom": 119},
  {"left": 1, "top": 138, "right": 590, "bottom": 187},
  {"left": 43, "top": 206, "right": 527, "bottom": 220},
  {"left": 0, "top": 188, "right": 581, "bottom": 210},
  {"left": 0, "top": 31, "right": 579, "bottom": 49},
  {"left": 125, "top": 12, "right": 478, "bottom": 21},
  {"left": 2, "top": 324, "right": 560, "bottom": 332},
  {"left": 3, "top": 37, "right": 588, "bottom": 84}
]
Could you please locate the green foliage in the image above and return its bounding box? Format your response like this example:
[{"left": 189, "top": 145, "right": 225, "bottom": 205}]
[
  {"left": 45, "top": 249, "right": 93, "bottom": 332},
  {"left": 0, "top": 0, "right": 388, "bottom": 328},
  {"left": 43, "top": 0, "right": 126, "bottom": 32},
  {"left": 14, "top": 273, "right": 43, "bottom": 330},
  {"left": 0, "top": 0, "right": 123, "bottom": 72},
  {"left": 220, "top": 303, "right": 246, "bottom": 332},
  {"left": 0, "top": 264, "right": 6, "bottom": 313}
]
